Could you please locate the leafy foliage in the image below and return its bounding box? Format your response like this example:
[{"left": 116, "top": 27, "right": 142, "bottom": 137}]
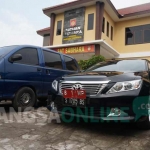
[{"left": 78, "top": 55, "right": 105, "bottom": 70}]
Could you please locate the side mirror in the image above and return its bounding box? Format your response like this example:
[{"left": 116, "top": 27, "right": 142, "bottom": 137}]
[{"left": 9, "top": 54, "right": 22, "bottom": 63}]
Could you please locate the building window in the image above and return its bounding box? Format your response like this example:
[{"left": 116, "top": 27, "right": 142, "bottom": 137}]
[
  {"left": 88, "top": 14, "right": 94, "bottom": 30},
  {"left": 125, "top": 24, "right": 150, "bottom": 45},
  {"left": 144, "top": 24, "right": 150, "bottom": 43},
  {"left": 102, "top": 17, "right": 105, "bottom": 33},
  {"left": 107, "top": 22, "right": 109, "bottom": 37},
  {"left": 111, "top": 26, "right": 113, "bottom": 41},
  {"left": 56, "top": 20, "right": 62, "bottom": 35}
]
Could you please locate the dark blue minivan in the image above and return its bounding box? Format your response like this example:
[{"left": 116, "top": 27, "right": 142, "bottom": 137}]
[{"left": 0, "top": 45, "right": 80, "bottom": 111}]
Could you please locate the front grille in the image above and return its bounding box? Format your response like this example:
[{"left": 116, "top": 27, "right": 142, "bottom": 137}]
[{"left": 59, "top": 82, "right": 107, "bottom": 96}]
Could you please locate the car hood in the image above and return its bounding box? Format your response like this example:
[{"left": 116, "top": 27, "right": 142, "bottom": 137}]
[{"left": 62, "top": 71, "right": 147, "bottom": 83}]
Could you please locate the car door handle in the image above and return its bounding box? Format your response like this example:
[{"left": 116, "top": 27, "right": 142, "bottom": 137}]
[{"left": 37, "top": 68, "right": 42, "bottom": 72}]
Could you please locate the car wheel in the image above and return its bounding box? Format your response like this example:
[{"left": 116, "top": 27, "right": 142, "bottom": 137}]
[{"left": 12, "top": 87, "right": 36, "bottom": 112}]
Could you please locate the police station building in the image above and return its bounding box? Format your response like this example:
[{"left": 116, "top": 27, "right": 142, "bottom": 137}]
[{"left": 37, "top": 0, "right": 150, "bottom": 61}]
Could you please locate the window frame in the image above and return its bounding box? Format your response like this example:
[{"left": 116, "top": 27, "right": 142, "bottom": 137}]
[
  {"left": 111, "top": 26, "right": 113, "bottom": 41},
  {"left": 125, "top": 24, "right": 150, "bottom": 45},
  {"left": 134, "top": 30, "right": 143, "bottom": 44},
  {"left": 43, "top": 50, "right": 63, "bottom": 70},
  {"left": 11, "top": 47, "right": 39, "bottom": 66},
  {"left": 56, "top": 20, "right": 62, "bottom": 36},
  {"left": 87, "top": 13, "right": 94, "bottom": 30},
  {"left": 144, "top": 29, "right": 150, "bottom": 43},
  {"left": 107, "top": 21, "right": 109, "bottom": 37},
  {"left": 102, "top": 17, "right": 105, "bottom": 33},
  {"left": 125, "top": 31, "right": 134, "bottom": 45}
]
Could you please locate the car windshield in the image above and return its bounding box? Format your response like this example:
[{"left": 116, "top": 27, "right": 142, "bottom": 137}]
[
  {"left": 86, "top": 60, "right": 146, "bottom": 72},
  {"left": 0, "top": 46, "right": 17, "bottom": 58}
]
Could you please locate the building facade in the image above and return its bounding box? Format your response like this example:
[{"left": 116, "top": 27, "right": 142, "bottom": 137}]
[{"left": 37, "top": 0, "right": 150, "bottom": 61}]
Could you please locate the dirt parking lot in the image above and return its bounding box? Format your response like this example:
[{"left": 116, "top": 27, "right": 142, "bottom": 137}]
[{"left": 0, "top": 102, "right": 149, "bottom": 150}]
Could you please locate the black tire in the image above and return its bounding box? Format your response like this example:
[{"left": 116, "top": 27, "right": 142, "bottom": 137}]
[
  {"left": 136, "top": 116, "right": 150, "bottom": 130},
  {"left": 12, "top": 87, "right": 36, "bottom": 112}
]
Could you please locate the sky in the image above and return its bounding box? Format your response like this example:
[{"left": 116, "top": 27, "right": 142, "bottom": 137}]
[{"left": 0, "top": 0, "right": 150, "bottom": 47}]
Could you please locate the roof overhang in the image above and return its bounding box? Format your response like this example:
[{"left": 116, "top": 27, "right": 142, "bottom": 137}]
[
  {"left": 43, "top": 0, "right": 120, "bottom": 22},
  {"left": 43, "top": 0, "right": 150, "bottom": 22},
  {"left": 117, "top": 9, "right": 150, "bottom": 22},
  {"left": 36, "top": 27, "right": 50, "bottom": 36},
  {"left": 44, "top": 40, "right": 120, "bottom": 59}
]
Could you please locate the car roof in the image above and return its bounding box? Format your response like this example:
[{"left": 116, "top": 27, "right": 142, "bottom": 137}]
[{"left": 1, "top": 45, "right": 75, "bottom": 59}]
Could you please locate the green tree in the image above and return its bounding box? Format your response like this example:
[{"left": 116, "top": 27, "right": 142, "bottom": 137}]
[{"left": 78, "top": 55, "right": 105, "bottom": 70}]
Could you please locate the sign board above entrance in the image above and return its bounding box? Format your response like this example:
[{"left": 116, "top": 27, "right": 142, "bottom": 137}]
[{"left": 54, "top": 45, "right": 95, "bottom": 54}]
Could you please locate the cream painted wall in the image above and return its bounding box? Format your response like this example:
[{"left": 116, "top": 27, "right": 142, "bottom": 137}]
[
  {"left": 84, "top": 5, "right": 96, "bottom": 42},
  {"left": 69, "top": 53, "right": 95, "bottom": 61},
  {"left": 52, "top": 4, "right": 150, "bottom": 61},
  {"left": 53, "top": 5, "right": 96, "bottom": 45},
  {"left": 137, "top": 57, "right": 150, "bottom": 61},
  {"left": 102, "top": 11, "right": 115, "bottom": 47},
  {"left": 43, "top": 36, "right": 50, "bottom": 46},
  {"left": 53, "top": 13, "right": 64, "bottom": 45},
  {"left": 114, "top": 16, "right": 150, "bottom": 53}
]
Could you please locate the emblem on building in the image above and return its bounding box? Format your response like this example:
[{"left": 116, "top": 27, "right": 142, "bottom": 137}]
[{"left": 70, "top": 18, "right": 77, "bottom": 27}]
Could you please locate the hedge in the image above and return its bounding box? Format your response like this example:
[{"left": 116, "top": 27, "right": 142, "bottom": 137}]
[{"left": 78, "top": 55, "right": 105, "bottom": 70}]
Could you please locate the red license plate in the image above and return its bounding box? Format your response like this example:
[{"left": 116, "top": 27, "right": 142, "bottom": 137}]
[{"left": 62, "top": 89, "right": 86, "bottom": 99}]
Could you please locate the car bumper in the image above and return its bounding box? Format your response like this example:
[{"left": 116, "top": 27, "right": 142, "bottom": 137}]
[{"left": 47, "top": 94, "right": 141, "bottom": 122}]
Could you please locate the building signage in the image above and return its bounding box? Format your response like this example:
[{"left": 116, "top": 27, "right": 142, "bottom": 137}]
[
  {"left": 54, "top": 45, "right": 95, "bottom": 54},
  {"left": 62, "top": 7, "right": 85, "bottom": 44}
]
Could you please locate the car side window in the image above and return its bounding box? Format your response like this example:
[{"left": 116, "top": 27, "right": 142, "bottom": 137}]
[
  {"left": 43, "top": 50, "right": 63, "bottom": 69},
  {"left": 13, "top": 48, "right": 39, "bottom": 66},
  {"left": 64, "top": 56, "right": 78, "bottom": 71}
]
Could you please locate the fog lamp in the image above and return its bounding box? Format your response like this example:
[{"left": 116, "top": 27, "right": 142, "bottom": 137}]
[{"left": 108, "top": 108, "right": 121, "bottom": 117}]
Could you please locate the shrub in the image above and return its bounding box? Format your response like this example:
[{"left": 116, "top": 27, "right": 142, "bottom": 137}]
[{"left": 78, "top": 55, "right": 105, "bottom": 70}]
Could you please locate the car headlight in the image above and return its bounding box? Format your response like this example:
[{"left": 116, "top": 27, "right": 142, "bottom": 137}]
[
  {"left": 107, "top": 79, "right": 142, "bottom": 94},
  {"left": 52, "top": 80, "right": 58, "bottom": 91}
]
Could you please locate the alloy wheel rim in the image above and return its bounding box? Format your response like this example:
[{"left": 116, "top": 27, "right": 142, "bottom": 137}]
[{"left": 20, "top": 93, "right": 31, "bottom": 104}]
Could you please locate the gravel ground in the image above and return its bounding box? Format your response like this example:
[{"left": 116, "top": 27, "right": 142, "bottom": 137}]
[{"left": 0, "top": 102, "right": 149, "bottom": 150}]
